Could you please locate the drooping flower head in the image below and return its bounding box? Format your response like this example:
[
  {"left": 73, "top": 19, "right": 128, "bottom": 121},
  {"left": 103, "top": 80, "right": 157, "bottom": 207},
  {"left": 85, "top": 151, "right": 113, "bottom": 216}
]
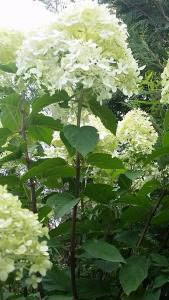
[
  {"left": 16, "top": 0, "right": 141, "bottom": 103},
  {"left": 116, "top": 109, "right": 158, "bottom": 160},
  {"left": 0, "top": 185, "right": 52, "bottom": 287},
  {"left": 161, "top": 59, "right": 169, "bottom": 104}
]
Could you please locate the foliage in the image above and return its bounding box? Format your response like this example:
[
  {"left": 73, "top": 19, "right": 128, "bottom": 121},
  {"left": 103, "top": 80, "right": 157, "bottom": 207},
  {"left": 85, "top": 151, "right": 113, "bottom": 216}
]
[{"left": 0, "top": 1, "right": 169, "bottom": 300}]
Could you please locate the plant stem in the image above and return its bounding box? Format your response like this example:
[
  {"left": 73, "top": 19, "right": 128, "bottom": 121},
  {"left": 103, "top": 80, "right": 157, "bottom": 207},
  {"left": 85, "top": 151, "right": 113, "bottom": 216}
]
[
  {"left": 136, "top": 190, "right": 165, "bottom": 250},
  {"left": 70, "top": 96, "right": 83, "bottom": 300},
  {"left": 21, "top": 100, "right": 37, "bottom": 213},
  {"left": 0, "top": 284, "right": 3, "bottom": 300}
]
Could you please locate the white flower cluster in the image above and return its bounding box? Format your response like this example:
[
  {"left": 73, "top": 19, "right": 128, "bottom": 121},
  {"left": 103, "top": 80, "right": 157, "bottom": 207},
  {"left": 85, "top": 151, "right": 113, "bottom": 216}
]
[
  {"left": 116, "top": 109, "right": 158, "bottom": 163},
  {"left": 16, "top": 0, "right": 141, "bottom": 103},
  {"left": 131, "top": 163, "right": 161, "bottom": 190},
  {"left": 0, "top": 29, "right": 23, "bottom": 90},
  {"left": 161, "top": 59, "right": 169, "bottom": 104},
  {"left": 0, "top": 185, "right": 52, "bottom": 287}
]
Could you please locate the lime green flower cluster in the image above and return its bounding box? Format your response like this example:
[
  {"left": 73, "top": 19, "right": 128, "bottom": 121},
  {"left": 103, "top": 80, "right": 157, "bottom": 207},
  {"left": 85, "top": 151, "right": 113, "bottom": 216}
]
[
  {"left": 0, "top": 29, "right": 23, "bottom": 64},
  {"left": 116, "top": 109, "right": 158, "bottom": 161},
  {"left": 161, "top": 59, "right": 169, "bottom": 104},
  {"left": 0, "top": 185, "right": 52, "bottom": 288},
  {"left": 16, "top": 0, "right": 141, "bottom": 102},
  {"left": 0, "top": 29, "right": 23, "bottom": 89}
]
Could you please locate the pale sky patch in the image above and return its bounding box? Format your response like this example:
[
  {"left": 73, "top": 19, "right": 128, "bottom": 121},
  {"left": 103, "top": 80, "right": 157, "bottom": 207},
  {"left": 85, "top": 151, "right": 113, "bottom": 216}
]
[{"left": 0, "top": 0, "right": 55, "bottom": 31}]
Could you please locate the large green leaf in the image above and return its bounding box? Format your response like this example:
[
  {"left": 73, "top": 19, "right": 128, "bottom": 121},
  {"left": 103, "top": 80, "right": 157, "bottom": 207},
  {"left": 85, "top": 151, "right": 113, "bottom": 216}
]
[
  {"left": 87, "top": 153, "right": 124, "bottom": 169},
  {"left": 151, "top": 253, "right": 169, "bottom": 267},
  {"left": 0, "top": 63, "right": 17, "bottom": 73},
  {"left": 83, "top": 240, "right": 125, "bottom": 263},
  {"left": 43, "top": 266, "right": 71, "bottom": 292},
  {"left": 124, "top": 289, "right": 161, "bottom": 300},
  {"left": 47, "top": 192, "right": 79, "bottom": 218},
  {"left": 137, "top": 180, "right": 160, "bottom": 197},
  {"left": 84, "top": 183, "right": 114, "bottom": 203},
  {"left": 30, "top": 113, "right": 63, "bottom": 131},
  {"left": 47, "top": 297, "right": 72, "bottom": 300},
  {"left": 1, "top": 93, "right": 23, "bottom": 132},
  {"left": 31, "top": 91, "right": 69, "bottom": 115},
  {"left": 0, "top": 175, "right": 20, "bottom": 187},
  {"left": 121, "top": 206, "right": 149, "bottom": 224},
  {"left": 118, "top": 174, "right": 132, "bottom": 191},
  {"left": 119, "top": 256, "right": 149, "bottom": 295},
  {"left": 0, "top": 128, "right": 12, "bottom": 146},
  {"left": 141, "top": 290, "right": 161, "bottom": 300},
  {"left": 152, "top": 210, "right": 169, "bottom": 225},
  {"left": 89, "top": 97, "right": 117, "bottom": 134},
  {"left": 60, "top": 131, "right": 76, "bottom": 156},
  {"left": 153, "top": 274, "right": 169, "bottom": 288},
  {"left": 63, "top": 125, "right": 99, "bottom": 157},
  {"left": 22, "top": 158, "right": 75, "bottom": 181},
  {"left": 38, "top": 205, "right": 52, "bottom": 221},
  {"left": 28, "top": 125, "right": 53, "bottom": 144}
]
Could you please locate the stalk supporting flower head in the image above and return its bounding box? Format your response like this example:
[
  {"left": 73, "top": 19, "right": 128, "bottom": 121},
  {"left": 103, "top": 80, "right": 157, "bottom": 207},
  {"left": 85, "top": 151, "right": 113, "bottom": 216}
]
[
  {"left": 0, "top": 185, "right": 52, "bottom": 287},
  {"left": 16, "top": 0, "right": 141, "bottom": 103}
]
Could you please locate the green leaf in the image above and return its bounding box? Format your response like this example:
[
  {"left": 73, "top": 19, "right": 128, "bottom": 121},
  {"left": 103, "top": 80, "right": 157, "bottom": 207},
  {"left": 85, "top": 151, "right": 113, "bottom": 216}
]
[
  {"left": 43, "top": 266, "right": 71, "bottom": 292},
  {"left": 47, "top": 192, "right": 79, "bottom": 218},
  {"left": 119, "top": 256, "right": 149, "bottom": 295},
  {"left": 30, "top": 113, "right": 63, "bottom": 131},
  {"left": 151, "top": 253, "right": 169, "bottom": 267},
  {"left": 118, "top": 174, "right": 132, "bottom": 191},
  {"left": 22, "top": 158, "right": 75, "bottom": 181},
  {"left": 115, "top": 231, "right": 139, "bottom": 248},
  {"left": 60, "top": 131, "right": 75, "bottom": 156},
  {"left": 89, "top": 97, "right": 117, "bottom": 134},
  {"left": 137, "top": 180, "right": 160, "bottom": 197},
  {"left": 47, "top": 297, "right": 72, "bottom": 300},
  {"left": 63, "top": 125, "right": 99, "bottom": 157},
  {"left": 0, "top": 149, "right": 22, "bottom": 165},
  {"left": 142, "top": 290, "right": 161, "bottom": 300},
  {"left": 119, "top": 194, "right": 151, "bottom": 207},
  {"left": 153, "top": 274, "right": 169, "bottom": 288},
  {"left": 83, "top": 240, "right": 125, "bottom": 263},
  {"left": 0, "top": 128, "right": 12, "bottom": 146},
  {"left": 84, "top": 183, "right": 114, "bottom": 203},
  {"left": 121, "top": 206, "right": 149, "bottom": 224},
  {"left": 0, "top": 175, "right": 20, "bottom": 187},
  {"left": 152, "top": 210, "right": 169, "bottom": 225},
  {"left": 28, "top": 125, "right": 53, "bottom": 144},
  {"left": 162, "top": 132, "right": 169, "bottom": 147},
  {"left": 38, "top": 205, "right": 52, "bottom": 221},
  {"left": 125, "top": 289, "right": 161, "bottom": 300},
  {"left": 1, "top": 93, "right": 23, "bottom": 132},
  {"left": 31, "top": 91, "right": 69, "bottom": 115},
  {"left": 0, "top": 63, "right": 17, "bottom": 73},
  {"left": 87, "top": 153, "right": 124, "bottom": 169},
  {"left": 145, "top": 147, "right": 169, "bottom": 164},
  {"left": 164, "top": 110, "right": 169, "bottom": 131}
]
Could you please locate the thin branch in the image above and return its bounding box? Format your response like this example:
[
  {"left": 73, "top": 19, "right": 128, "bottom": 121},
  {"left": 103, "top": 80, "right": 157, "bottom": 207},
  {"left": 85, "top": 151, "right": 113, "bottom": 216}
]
[
  {"left": 70, "top": 96, "right": 83, "bottom": 300},
  {"left": 20, "top": 99, "right": 37, "bottom": 213},
  {"left": 136, "top": 190, "right": 165, "bottom": 250}
]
